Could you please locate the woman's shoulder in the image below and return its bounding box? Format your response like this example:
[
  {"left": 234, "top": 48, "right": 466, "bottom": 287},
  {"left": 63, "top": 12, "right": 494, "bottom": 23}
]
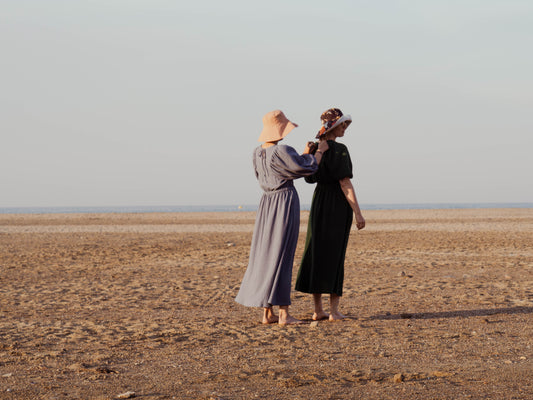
[
  {"left": 328, "top": 141, "right": 350, "bottom": 155},
  {"left": 276, "top": 144, "right": 294, "bottom": 151},
  {"left": 253, "top": 146, "right": 264, "bottom": 157},
  {"left": 274, "top": 144, "right": 298, "bottom": 156},
  {"left": 329, "top": 140, "right": 348, "bottom": 150}
]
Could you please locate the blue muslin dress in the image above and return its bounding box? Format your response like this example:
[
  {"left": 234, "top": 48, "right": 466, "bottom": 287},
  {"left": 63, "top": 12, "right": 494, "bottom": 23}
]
[{"left": 235, "top": 144, "right": 318, "bottom": 308}]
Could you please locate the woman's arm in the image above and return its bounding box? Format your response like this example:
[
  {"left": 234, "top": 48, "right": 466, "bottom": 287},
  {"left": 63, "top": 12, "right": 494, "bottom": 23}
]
[{"left": 339, "top": 177, "right": 366, "bottom": 230}]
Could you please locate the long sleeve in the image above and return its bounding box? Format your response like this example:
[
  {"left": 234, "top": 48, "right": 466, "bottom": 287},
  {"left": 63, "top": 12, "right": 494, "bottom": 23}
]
[{"left": 270, "top": 145, "right": 318, "bottom": 180}]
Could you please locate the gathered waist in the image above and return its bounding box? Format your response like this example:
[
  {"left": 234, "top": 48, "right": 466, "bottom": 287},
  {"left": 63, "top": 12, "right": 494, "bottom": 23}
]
[
  {"left": 263, "top": 181, "right": 295, "bottom": 194},
  {"left": 317, "top": 181, "right": 340, "bottom": 187}
]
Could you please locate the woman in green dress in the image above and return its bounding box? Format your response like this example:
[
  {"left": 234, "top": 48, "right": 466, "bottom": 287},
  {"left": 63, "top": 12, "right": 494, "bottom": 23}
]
[{"left": 295, "top": 108, "right": 366, "bottom": 321}]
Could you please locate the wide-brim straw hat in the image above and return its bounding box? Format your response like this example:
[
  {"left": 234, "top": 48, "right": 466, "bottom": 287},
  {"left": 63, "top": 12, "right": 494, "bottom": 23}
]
[
  {"left": 258, "top": 110, "right": 298, "bottom": 142},
  {"left": 316, "top": 108, "right": 352, "bottom": 139}
]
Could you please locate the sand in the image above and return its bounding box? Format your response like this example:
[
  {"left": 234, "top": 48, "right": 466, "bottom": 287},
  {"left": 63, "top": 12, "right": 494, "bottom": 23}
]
[{"left": 0, "top": 208, "right": 532, "bottom": 399}]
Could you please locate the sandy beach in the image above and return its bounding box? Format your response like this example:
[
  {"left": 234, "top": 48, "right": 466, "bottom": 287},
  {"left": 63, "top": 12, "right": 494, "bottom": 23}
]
[{"left": 0, "top": 208, "right": 532, "bottom": 399}]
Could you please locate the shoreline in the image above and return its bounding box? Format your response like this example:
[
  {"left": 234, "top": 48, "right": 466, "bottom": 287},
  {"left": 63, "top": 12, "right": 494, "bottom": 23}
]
[{"left": 1, "top": 208, "right": 531, "bottom": 233}]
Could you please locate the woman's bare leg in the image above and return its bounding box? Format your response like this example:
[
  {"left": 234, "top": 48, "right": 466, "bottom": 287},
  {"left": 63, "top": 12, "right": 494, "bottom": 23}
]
[
  {"left": 278, "top": 306, "right": 303, "bottom": 325},
  {"left": 262, "top": 307, "right": 278, "bottom": 324},
  {"left": 312, "top": 293, "right": 329, "bottom": 320},
  {"left": 329, "top": 294, "right": 346, "bottom": 320}
]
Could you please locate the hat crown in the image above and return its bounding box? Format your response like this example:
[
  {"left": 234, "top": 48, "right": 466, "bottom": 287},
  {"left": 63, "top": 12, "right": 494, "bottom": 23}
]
[
  {"left": 258, "top": 110, "right": 298, "bottom": 142},
  {"left": 263, "top": 110, "right": 289, "bottom": 129},
  {"left": 320, "top": 108, "right": 344, "bottom": 125}
]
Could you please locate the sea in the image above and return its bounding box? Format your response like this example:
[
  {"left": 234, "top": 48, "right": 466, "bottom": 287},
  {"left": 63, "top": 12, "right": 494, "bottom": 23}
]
[{"left": 0, "top": 203, "right": 531, "bottom": 214}]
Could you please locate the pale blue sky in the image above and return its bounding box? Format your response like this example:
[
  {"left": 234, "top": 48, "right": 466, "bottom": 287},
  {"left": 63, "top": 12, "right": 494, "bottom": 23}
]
[{"left": 1, "top": 0, "right": 532, "bottom": 207}]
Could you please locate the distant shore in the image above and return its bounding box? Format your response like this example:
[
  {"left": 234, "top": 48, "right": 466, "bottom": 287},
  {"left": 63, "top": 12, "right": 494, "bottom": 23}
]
[{"left": 0, "top": 202, "right": 532, "bottom": 214}]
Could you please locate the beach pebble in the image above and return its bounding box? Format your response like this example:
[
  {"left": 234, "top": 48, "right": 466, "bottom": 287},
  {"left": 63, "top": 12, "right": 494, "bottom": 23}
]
[
  {"left": 310, "top": 321, "right": 319, "bottom": 328},
  {"left": 393, "top": 373, "right": 404, "bottom": 383},
  {"left": 116, "top": 391, "right": 136, "bottom": 399},
  {"left": 398, "top": 271, "right": 406, "bottom": 277}
]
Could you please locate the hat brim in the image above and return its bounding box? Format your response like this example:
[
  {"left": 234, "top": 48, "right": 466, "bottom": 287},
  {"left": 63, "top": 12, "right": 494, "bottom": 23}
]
[
  {"left": 258, "top": 121, "right": 298, "bottom": 142},
  {"left": 318, "top": 115, "right": 352, "bottom": 137}
]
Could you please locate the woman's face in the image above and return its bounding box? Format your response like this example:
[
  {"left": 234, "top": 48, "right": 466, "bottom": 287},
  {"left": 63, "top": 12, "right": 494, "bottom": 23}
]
[{"left": 333, "top": 122, "right": 347, "bottom": 137}]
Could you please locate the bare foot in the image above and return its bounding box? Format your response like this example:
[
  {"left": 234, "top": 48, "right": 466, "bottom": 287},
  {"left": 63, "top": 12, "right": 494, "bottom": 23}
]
[
  {"left": 312, "top": 311, "right": 329, "bottom": 321},
  {"left": 262, "top": 315, "right": 279, "bottom": 324},
  {"left": 329, "top": 312, "right": 346, "bottom": 321},
  {"left": 262, "top": 307, "right": 279, "bottom": 324},
  {"left": 279, "top": 315, "right": 304, "bottom": 326}
]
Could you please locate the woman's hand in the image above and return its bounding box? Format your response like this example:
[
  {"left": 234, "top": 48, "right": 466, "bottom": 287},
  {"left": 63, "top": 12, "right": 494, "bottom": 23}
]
[
  {"left": 303, "top": 141, "right": 317, "bottom": 154},
  {"left": 355, "top": 213, "right": 366, "bottom": 230}
]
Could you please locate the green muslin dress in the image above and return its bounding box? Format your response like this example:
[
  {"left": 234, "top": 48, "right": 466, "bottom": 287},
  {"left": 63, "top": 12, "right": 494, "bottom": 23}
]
[{"left": 295, "top": 140, "right": 353, "bottom": 296}]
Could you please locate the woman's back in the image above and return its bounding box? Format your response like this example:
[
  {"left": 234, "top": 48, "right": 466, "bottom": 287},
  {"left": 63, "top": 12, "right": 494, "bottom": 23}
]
[{"left": 253, "top": 145, "right": 318, "bottom": 192}]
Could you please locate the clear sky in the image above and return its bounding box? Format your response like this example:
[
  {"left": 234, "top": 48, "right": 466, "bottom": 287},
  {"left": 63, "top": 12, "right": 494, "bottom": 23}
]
[{"left": 1, "top": 0, "right": 532, "bottom": 208}]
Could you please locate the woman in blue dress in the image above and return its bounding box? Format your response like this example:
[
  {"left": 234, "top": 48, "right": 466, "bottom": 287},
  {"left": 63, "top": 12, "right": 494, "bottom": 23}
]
[{"left": 235, "top": 110, "right": 329, "bottom": 325}]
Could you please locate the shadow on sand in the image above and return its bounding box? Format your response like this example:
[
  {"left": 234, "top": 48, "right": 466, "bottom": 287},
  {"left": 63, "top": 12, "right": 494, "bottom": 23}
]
[{"left": 370, "top": 306, "right": 533, "bottom": 320}]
